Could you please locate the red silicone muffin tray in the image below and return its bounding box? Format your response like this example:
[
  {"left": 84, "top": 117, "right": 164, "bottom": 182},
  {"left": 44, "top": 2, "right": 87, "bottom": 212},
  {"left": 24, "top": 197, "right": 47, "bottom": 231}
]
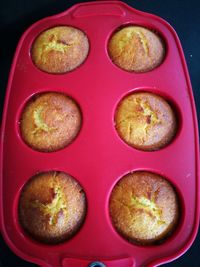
[{"left": 0, "top": 1, "right": 199, "bottom": 267}]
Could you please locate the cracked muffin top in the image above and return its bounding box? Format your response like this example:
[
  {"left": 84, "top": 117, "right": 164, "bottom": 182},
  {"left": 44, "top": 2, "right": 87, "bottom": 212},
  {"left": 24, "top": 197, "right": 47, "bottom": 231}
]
[
  {"left": 108, "top": 26, "right": 165, "bottom": 72},
  {"left": 31, "top": 26, "right": 89, "bottom": 73},
  {"left": 20, "top": 92, "right": 81, "bottom": 152},
  {"left": 109, "top": 171, "right": 179, "bottom": 245},
  {"left": 19, "top": 171, "right": 86, "bottom": 244},
  {"left": 115, "top": 92, "right": 177, "bottom": 151}
]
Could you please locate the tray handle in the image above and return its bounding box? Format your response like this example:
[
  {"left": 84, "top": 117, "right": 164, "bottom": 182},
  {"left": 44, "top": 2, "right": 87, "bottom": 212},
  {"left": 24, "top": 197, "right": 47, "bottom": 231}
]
[
  {"left": 71, "top": 2, "right": 126, "bottom": 18},
  {"left": 60, "top": 257, "right": 135, "bottom": 267}
]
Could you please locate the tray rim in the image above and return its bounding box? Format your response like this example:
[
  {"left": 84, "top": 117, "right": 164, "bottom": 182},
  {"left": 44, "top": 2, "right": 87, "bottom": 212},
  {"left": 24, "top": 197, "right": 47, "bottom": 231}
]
[{"left": 0, "top": 1, "right": 199, "bottom": 267}]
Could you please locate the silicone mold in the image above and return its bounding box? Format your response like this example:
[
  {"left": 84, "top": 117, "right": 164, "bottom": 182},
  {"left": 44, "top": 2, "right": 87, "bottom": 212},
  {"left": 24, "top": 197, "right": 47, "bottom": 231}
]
[{"left": 0, "top": 1, "right": 199, "bottom": 267}]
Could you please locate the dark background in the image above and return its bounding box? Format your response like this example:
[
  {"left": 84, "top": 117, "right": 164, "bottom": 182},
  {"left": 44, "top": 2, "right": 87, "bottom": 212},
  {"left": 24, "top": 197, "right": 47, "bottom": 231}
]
[{"left": 0, "top": 0, "right": 199, "bottom": 266}]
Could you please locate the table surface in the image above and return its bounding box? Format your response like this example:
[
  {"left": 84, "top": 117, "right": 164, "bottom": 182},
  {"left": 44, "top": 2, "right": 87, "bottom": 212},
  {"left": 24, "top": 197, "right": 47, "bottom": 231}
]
[{"left": 0, "top": 0, "right": 199, "bottom": 266}]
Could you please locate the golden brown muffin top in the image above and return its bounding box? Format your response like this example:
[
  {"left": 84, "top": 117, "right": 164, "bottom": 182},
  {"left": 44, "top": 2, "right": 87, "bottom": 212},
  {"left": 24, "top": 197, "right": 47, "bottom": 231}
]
[
  {"left": 19, "top": 171, "right": 86, "bottom": 244},
  {"left": 31, "top": 26, "right": 89, "bottom": 73},
  {"left": 108, "top": 26, "right": 165, "bottom": 72},
  {"left": 115, "top": 92, "right": 177, "bottom": 151},
  {"left": 109, "top": 172, "right": 179, "bottom": 245},
  {"left": 20, "top": 92, "right": 81, "bottom": 152}
]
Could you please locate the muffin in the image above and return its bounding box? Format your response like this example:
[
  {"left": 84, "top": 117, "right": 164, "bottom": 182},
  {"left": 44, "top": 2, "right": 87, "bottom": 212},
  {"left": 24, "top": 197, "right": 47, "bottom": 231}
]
[
  {"left": 20, "top": 92, "right": 81, "bottom": 152},
  {"left": 31, "top": 26, "right": 89, "bottom": 73},
  {"left": 108, "top": 26, "right": 165, "bottom": 72},
  {"left": 19, "top": 171, "right": 86, "bottom": 244},
  {"left": 115, "top": 92, "right": 177, "bottom": 151},
  {"left": 109, "top": 171, "right": 179, "bottom": 245}
]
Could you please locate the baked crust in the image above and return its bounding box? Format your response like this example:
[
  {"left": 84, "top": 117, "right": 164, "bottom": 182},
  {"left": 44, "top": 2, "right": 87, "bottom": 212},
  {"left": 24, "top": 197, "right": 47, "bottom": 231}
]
[
  {"left": 19, "top": 171, "right": 86, "bottom": 244},
  {"left": 115, "top": 92, "right": 177, "bottom": 151},
  {"left": 109, "top": 171, "right": 179, "bottom": 245},
  {"left": 31, "top": 26, "right": 89, "bottom": 73},
  {"left": 20, "top": 92, "right": 81, "bottom": 152},
  {"left": 108, "top": 26, "right": 165, "bottom": 72}
]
